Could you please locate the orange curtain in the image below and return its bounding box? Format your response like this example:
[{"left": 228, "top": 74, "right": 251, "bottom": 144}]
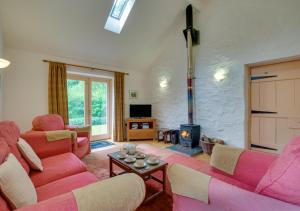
[
  {"left": 114, "top": 72, "right": 125, "bottom": 142},
  {"left": 48, "top": 62, "right": 69, "bottom": 124}
]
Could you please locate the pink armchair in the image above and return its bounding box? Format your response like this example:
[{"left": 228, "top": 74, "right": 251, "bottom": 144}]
[
  {"left": 31, "top": 114, "right": 91, "bottom": 158},
  {"left": 21, "top": 130, "right": 72, "bottom": 159},
  {"left": 166, "top": 149, "right": 300, "bottom": 211}
]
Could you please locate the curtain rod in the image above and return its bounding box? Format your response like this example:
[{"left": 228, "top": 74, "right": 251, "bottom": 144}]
[{"left": 43, "top": 59, "right": 129, "bottom": 75}]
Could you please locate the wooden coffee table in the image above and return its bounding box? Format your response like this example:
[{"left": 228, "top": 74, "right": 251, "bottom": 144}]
[{"left": 108, "top": 151, "right": 168, "bottom": 203}]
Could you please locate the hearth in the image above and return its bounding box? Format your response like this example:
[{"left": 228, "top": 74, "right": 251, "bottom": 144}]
[{"left": 180, "top": 124, "right": 200, "bottom": 148}]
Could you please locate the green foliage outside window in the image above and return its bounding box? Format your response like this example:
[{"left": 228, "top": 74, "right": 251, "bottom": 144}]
[{"left": 67, "top": 79, "right": 107, "bottom": 126}]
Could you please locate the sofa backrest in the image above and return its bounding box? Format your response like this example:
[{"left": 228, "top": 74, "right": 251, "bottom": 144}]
[
  {"left": 256, "top": 136, "right": 300, "bottom": 206},
  {"left": 0, "top": 141, "right": 9, "bottom": 164},
  {"left": 0, "top": 140, "right": 13, "bottom": 211},
  {"left": 32, "top": 114, "right": 65, "bottom": 131},
  {"left": 0, "top": 121, "right": 30, "bottom": 174}
]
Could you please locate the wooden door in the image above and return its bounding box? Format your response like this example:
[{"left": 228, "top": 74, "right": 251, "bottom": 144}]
[
  {"left": 259, "top": 117, "right": 276, "bottom": 148},
  {"left": 276, "top": 80, "right": 294, "bottom": 116},
  {"left": 248, "top": 58, "right": 300, "bottom": 153},
  {"left": 259, "top": 82, "right": 276, "bottom": 112}
]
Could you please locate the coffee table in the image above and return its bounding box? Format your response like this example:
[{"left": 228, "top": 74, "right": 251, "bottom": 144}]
[{"left": 108, "top": 151, "right": 168, "bottom": 203}]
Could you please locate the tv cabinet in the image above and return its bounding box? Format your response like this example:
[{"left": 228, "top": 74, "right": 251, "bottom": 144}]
[{"left": 126, "top": 118, "right": 157, "bottom": 141}]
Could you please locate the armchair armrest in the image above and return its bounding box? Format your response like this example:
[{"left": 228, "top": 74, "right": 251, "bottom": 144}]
[
  {"left": 173, "top": 178, "right": 300, "bottom": 211},
  {"left": 65, "top": 125, "right": 91, "bottom": 139},
  {"left": 21, "top": 131, "right": 73, "bottom": 159}
]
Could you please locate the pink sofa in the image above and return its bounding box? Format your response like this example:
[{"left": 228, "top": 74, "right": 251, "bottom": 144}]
[
  {"left": 31, "top": 114, "right": 91, "bottom": 158},
  {"left": 0, "top": 121, "right": 98, "bottom": 211},
  {"left": 165, "top": 150, "right": 300, "bottom": 211}
]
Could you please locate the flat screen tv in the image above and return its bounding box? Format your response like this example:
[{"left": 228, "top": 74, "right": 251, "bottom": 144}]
[{"left": 130, "top": 104, "right": 152, "bottom": 118}]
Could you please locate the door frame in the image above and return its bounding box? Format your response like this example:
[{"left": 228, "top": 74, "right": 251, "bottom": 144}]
[{"left": 67, "top": 74, "right": 113, "bottom": 141}]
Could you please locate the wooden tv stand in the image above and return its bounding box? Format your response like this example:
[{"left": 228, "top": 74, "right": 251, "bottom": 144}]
[{"left": 126, "top": 118, "right": 157, "bottom": 141}]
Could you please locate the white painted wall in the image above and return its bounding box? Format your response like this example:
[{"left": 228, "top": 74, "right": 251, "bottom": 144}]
[
  {"left": 149, "top": 0, "right": 300, "bottom": 147},
  {"left": 2, "top": 48, "right": 149, "bottom": 132},
  {"left": 0, "top": 24, "right": 2, "bottom": 55},
  {"left": 0, "top": 22, "right": 3, "bottom": 120}
]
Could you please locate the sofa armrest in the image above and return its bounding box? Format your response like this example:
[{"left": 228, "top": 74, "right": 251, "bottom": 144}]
[
  {"left": 21, "top": 131, "right": 73, "bottom": 159},
  {"left": 17, "top": 174, "right": 145, "bottom": 211},
  {"left": 173, "top": 178, "right": 300, "bottom": 211}
]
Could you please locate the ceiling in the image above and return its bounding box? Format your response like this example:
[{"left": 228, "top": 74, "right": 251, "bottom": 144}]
[{"left": 0, "top": 0, "right": 189, "bottom": 71}]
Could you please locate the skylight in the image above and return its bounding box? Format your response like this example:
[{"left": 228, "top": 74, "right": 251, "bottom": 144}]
[
  {"left": 104, "top": 0, "right": 136, "bottom": 34},
  {"left": 110, "top": 0, "right": 129, "bottom": 20}
]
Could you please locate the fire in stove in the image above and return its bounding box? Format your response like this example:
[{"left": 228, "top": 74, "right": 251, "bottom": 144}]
[{"left": 181, "top": 130, "right": 190, "bottom": 139}]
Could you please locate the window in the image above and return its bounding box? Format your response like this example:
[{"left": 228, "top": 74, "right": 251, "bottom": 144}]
[
  {"left": 104, "top": 0, "right": 136, "bottom": 34},
  {"left": 110, "top": 0, "right": 129, "bottom": 20}
]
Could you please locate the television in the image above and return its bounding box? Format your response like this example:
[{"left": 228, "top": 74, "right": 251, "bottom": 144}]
[{"left": 130, "top": 104, "right": 152, "bottom": 118}]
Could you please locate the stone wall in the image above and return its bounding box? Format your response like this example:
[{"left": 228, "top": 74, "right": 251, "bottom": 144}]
[{"left": 148, "top": 0, "right": 300, "bottom": 147}]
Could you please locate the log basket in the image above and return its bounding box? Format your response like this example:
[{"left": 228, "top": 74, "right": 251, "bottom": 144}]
[{"left": 200, "top": 136, "right": 224, "bottom": 155}]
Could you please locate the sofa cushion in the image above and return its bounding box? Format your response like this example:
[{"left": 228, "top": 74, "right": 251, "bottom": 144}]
[
  {"left": 173, "top": 178, "right": 300, "bottom": 211},
  {"left": 30, "top": 152, "right": 87, "bottom": 187},
  {"left": 17, "top": 138, "right": 43, "bottom": 171},
  {"left": 0, "top": 154, "right": 37, "bottom": 209},
  {"left": 256, "top": 136, "right": 300, "bottom": 206},
  {"left": 0, "top": 196, "right": 10, "bottom": 211},
  {"left": 36, "top": 172, "right": 98, "bottom": 201},
  {"left": 14, "top": 192, "right": 77, "bottom": 211},
  {"left": 0, "top": 121, "right": 30, "bottom": 174},
  {"left": 32, "top": 114, "right": 65, "bottom": 131}
]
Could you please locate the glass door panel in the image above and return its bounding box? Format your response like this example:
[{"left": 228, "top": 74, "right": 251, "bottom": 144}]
[
  {"left": 67, "top": 79, "right": 86, "bottom": 126},
  {"left": 67, "top": 74, "right": 112, "bottom": 141},
  {"left": 91, "top": 81, "right": 109, "bottom": 139}
]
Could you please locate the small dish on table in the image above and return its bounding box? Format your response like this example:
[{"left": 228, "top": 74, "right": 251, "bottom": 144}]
[
  {"left": 124, "top": 156, "right": 136, "bottom": 163},
  {"left": 117, "top": 152, "right": 128, "bottom": 159}
]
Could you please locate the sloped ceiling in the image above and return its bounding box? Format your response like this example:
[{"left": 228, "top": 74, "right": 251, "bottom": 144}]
[{"left": 0, "top": 0, "right": 188, "bottom": 71}]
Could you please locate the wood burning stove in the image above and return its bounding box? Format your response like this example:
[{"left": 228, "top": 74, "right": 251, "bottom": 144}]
[
  {"left": 180, "top": 124, "right": 200, "bottom": 148},
  {"left": 178, "top": 4, "right": 202, "bottom": 150}
]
